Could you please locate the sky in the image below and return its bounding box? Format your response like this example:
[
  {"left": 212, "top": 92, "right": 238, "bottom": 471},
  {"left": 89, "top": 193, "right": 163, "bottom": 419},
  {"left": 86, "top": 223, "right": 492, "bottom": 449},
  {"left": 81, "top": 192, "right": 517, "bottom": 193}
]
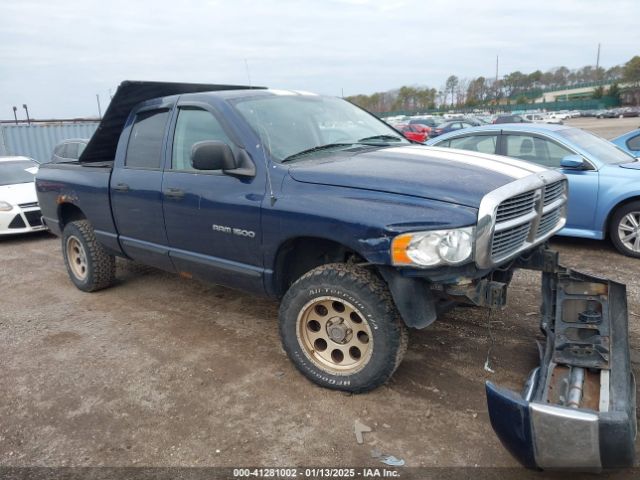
[{"left": 1, "top": 0, "right": 638, "bottom": 119}]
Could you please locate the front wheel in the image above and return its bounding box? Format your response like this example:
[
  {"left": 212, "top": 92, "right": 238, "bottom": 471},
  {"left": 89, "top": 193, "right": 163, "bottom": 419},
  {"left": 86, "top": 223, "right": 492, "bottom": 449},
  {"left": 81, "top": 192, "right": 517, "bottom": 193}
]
[
  {"left": 610, "top": 202, "right": 640, "bottom": 258},
  {"left": 279, "top": 263, "right": 408, "bottom": 393},
  {"left": 62, "top": 220, "right": 116, "bottom": 291}
]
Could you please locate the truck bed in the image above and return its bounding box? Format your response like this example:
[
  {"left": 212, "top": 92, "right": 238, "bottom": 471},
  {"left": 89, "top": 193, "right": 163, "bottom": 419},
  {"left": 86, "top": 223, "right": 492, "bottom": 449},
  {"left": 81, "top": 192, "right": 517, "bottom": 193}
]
[{"left": 36, "top": 161, "right": 122, "bottom": 255}]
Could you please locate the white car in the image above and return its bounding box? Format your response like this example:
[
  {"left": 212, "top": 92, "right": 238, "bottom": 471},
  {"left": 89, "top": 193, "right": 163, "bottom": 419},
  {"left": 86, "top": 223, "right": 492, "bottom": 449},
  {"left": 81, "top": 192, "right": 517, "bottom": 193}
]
[
  {"left": 547, "top": 111, "right": 571, "bottom": 121},
  {"left": 0, "top": 156, "right": 47, "bottom": 235},
  {"left": 522, "top": 113, "right": 564, "bottom": 125}
]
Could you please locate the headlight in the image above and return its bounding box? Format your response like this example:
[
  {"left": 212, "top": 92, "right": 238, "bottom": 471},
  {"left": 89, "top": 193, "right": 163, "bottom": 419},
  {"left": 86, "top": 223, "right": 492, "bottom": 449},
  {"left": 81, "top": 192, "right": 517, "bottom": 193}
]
[
  {"left": 391, "top": 227, "right": 474, "bottom": 267},
  {"left": 0, "top": 200, "right": 13, "bottom": 212}
]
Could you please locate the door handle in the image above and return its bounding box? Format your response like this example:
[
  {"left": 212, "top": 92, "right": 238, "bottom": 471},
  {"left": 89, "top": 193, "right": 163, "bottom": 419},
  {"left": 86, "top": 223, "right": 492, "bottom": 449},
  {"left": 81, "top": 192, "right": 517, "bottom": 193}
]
[
  {"left": 113, "top": 183, "right": 130, "bottom": 192},
  {"left": 164, "top": 188, "right": 185, "bottom": 200}
]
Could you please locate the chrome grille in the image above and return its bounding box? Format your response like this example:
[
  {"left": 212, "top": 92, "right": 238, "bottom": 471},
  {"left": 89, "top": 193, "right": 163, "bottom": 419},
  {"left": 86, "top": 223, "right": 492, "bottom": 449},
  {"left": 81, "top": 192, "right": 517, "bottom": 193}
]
[
  {"left": 538, "top": 209, "right": 562, "bottom": 237},
  {"left": 495, "top": 191, "right": 536, "bottom": 223},
  {"left": 18, "top": 201, "right": 39, "bottom": 209},
  {"left": 476, "top": 172, "right": 568, "bottom": 269},
  {"left": 491, "top": 223, "right": 531, "bottom": 259},
  {"left": 489, "top": 181, "right": 567, "bottom": 263},
  {"left": 543, "top": 180, "right": 564, "bottom": 206}
]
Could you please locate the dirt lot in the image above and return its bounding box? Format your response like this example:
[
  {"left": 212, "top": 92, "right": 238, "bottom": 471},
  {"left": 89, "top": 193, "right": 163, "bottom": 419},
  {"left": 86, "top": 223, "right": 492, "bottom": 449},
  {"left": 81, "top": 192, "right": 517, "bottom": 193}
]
[
  {"left": 1, "top": 118, "right": 639, "bottom": 473},
  {"left": 566, "top": 116, "right": 640, "bottom": 139}
]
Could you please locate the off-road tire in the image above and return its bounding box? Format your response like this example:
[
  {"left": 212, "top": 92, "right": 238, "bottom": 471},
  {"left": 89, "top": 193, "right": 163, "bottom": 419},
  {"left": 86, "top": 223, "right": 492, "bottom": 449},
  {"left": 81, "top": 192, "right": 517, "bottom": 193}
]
[
  {"left": 279, "top": 263, "right": 408, "bottom": 393},
  {"left": 610, "top": 201, "right": 640, "bottom": 258},
  {"left": 62, "top": 220, "right": 116, "bottom": 292}
]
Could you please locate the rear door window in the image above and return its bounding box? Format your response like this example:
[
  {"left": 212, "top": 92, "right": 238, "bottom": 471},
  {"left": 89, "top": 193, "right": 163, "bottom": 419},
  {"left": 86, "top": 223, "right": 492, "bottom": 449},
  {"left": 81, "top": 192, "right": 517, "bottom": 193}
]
[
  {"left": 449, "top": 134, "right": 498, "bottom": 154},
  {"left": 125, "top": 109, "right": 170, "bottom": 169}
]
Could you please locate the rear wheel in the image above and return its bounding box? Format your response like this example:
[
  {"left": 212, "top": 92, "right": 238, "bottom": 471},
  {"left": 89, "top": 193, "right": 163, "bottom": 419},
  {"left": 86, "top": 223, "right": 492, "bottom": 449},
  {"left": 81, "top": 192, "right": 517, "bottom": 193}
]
[
  {"left": 62, "top": 220, "right": 116, "bottom": 291},
  {"left": 610, "top": 201, "right": 640, "bottom": 258},
  {"left": 279, "top": 263, "right": 408, "bottom": 393}
]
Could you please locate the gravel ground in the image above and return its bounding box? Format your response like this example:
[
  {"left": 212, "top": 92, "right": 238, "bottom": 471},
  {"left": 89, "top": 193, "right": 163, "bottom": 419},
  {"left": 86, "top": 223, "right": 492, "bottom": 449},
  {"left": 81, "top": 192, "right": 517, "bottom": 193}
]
[{"left": 0, "top": 118, "right": 638, "bottom": 474}]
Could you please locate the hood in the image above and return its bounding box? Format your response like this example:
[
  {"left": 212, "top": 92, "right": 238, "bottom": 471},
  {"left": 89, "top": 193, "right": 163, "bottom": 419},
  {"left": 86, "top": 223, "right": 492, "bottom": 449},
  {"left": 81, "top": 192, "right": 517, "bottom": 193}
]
[
  {"left": 288, "top": 145, "right": 546, "bottom": 208},
  {"left": 0, "top": 182, "right": 38, "bottom": 206}
]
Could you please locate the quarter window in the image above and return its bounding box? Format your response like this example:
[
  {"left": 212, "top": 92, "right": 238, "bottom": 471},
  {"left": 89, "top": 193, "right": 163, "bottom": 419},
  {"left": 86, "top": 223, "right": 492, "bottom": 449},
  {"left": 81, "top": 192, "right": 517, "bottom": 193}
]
[
  {"left": 627, "top": 134, "right": 640, "bottom": 151},
  {"left": 172, "top": 108, "right": 232, "bottom": 171},
  {"left": 125, "top": 109, "right": 170, "bottom": 169}
]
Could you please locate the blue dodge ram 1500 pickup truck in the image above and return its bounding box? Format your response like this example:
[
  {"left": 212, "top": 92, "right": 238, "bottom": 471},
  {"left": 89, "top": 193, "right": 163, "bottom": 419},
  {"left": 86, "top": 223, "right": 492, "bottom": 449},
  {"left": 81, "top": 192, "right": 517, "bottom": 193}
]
[{"left": 36, "top": 81, "right": 636, "bottom": 470}]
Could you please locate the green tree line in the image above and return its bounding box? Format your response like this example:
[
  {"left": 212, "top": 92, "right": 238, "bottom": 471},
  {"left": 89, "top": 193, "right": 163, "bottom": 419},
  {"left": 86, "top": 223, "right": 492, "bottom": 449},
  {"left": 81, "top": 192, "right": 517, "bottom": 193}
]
[{"left": 347, "top": 55, "right": 640, "bottom": 112}]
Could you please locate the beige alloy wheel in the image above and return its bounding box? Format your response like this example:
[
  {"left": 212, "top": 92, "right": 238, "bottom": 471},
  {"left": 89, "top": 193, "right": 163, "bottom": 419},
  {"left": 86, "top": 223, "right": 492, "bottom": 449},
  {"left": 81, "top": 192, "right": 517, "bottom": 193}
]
[
  {"left": 297, "top": 296, "right": 374, "bottom": 375},
  {"left": 66, "top": 235, "right": 88, "bottom": 281}
]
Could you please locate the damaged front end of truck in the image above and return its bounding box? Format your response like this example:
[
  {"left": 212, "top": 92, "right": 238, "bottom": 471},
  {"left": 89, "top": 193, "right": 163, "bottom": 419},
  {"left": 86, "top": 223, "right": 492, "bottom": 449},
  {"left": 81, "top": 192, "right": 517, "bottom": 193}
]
[
  {"left": 378, "top": 168, "right": 637, "bottom": 470},
  {"left": 485, "top": 248, "right": 637, "bottom": 471}
]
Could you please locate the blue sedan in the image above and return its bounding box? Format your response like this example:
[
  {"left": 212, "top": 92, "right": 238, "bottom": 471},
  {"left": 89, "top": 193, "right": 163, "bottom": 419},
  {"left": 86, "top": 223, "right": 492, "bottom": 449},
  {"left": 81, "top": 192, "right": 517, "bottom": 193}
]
[
  {"left": 426, "top": 124, "right": 640, "bottom": 257},
  {"left": 611, "top": 128, "right": 640, "bottom": 157}
]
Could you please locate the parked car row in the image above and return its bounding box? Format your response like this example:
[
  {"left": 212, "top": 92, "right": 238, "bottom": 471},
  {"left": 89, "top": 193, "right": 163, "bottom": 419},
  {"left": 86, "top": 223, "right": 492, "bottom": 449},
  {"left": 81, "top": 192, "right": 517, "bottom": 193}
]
[
  {"left": 385, "top": 106, "right": 640, "bottom": 132},
  {"left": 389, "top": 116, "right": 488, "bottom": 141}
]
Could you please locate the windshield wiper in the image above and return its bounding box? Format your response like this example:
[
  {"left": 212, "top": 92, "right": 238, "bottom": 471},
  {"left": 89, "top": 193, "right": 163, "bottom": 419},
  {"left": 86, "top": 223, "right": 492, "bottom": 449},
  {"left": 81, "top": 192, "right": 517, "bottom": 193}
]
[
  {"left": 282, "top": 143, "right": 355, "bottom": 163},
  {"left": 357, "top": 134, "right": 403, "bottom": 143}
]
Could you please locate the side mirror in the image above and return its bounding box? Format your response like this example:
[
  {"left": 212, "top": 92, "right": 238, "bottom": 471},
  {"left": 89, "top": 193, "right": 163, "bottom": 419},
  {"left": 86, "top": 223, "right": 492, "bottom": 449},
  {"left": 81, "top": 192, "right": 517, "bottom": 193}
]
[
  {"left": 191, "top": 141, "right": 236, "bottom": 171},
  {"left": 560, "top": 154, "right": 586, "bottom": 169},
  {"left": 190, "top": 141, "right": 256, "bottom": 178}
]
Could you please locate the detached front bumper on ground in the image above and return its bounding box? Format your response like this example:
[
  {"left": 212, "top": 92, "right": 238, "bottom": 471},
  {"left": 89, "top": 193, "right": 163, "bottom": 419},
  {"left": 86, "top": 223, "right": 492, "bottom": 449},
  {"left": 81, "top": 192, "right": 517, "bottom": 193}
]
[{"left": 487, "top": 249, "right": 637, "bottom": 470}]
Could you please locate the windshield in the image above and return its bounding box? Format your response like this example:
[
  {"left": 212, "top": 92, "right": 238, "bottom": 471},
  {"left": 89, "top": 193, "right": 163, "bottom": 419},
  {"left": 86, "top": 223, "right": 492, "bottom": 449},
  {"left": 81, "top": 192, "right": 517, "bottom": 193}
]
[
  {"left": 0, "top": 160, "right": 38, "bottom": 186},
  {"left": 557, "top": 128, "right": 636, "bottom": 165},
  {"left": 233, "top": 94, "right": 408, "bottom": 162}
]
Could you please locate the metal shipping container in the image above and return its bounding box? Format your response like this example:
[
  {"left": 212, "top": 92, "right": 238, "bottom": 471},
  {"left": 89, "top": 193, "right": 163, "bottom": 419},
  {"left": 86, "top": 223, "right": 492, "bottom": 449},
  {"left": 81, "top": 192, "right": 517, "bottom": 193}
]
[{"left": 0, "top": 122, "right": 99, "bottom": 163}]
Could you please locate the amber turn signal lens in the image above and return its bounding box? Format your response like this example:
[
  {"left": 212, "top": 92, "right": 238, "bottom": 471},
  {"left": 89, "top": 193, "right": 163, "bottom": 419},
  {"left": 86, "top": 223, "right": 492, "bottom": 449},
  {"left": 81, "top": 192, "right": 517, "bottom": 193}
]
[{"left": 391, "top": 233, "right": 413, "bottom": 265}]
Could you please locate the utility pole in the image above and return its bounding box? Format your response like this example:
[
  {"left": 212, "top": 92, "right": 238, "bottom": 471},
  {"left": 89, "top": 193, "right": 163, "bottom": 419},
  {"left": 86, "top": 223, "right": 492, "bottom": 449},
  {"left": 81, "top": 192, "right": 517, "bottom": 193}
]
[
  {"left": 244, "top": 58, "right": 252, "bottom": 88},
  {"left": 96, "top": 94, "right": 102, "bottom": 119},
  {"left": 22, "top": 104, "right": 30, "bottom": 125},
  {"left": 495, "top": 55, "right": 499, "bottom": 103},
  {"left": 12, "top": 106, "right": 18, "bottom": 125},
  {"left": 596, "top": 43, "right": 601, "bottom": 81}
]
